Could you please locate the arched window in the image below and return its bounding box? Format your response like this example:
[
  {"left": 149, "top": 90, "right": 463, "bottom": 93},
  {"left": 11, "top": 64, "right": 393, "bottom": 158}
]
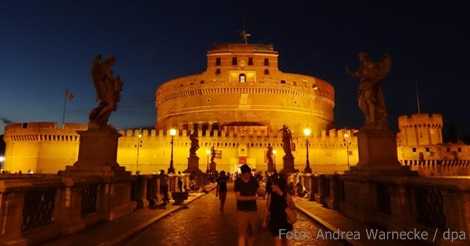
[
  {"left": 264, "top": 69, "right": 269, "bottom": 75},
  {"left": 239, "top": 73, "right": 246, "bottom": 83}
]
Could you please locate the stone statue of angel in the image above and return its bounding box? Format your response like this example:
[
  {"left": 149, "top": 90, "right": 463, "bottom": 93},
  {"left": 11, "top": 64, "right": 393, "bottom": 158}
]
[
  {"left": 347, "top": 52, "right": 391, "bottom": 129},
  {"left": 89, "top": 55, "right": 123, "bottom": 128},
  {"left": 189, "top": 130, "right": 199, "bottom": 157},
  {"left": 280, "top": 125, "right": 294, "bottom": 157}
]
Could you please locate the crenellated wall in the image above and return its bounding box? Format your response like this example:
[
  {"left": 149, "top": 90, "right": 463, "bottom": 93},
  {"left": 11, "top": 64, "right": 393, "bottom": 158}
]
[
  {"left": 4, "top": 122, "right": 86, "bottom": 173},
  {"left": 116, "top": 127, "right": 358, "bottom": 175},
  {"left": 397, "top": 113, "right": 443, "bottom": 146},
  {"left": 396, "top": 113, "right": 470, "bottom": 175},
  {"left": 3, "top": 122, "right": 358, "bottom": 174},
  {"left": 4, "top": 115, "right": 469, "bottom": 176}
]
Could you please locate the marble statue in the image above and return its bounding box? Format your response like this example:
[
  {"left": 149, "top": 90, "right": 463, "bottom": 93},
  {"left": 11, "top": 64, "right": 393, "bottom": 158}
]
[
  {"left": 348, "top": 52, "right": 391, "bottom": 129},
  {"left": 89, "top": 55, "right": 123, "bottom": 128},
  {"left": 266, "top": 144, "right": 274, "bottom": 171},
  {"left": 189, "top": 130, "right": 199, "bottom": 157},
  {"left": 280, "top": 125, "right": 293, "bottom": 157}
]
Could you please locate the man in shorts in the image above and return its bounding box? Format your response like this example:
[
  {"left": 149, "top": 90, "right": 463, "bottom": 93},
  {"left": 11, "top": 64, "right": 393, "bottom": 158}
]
[{"left": 235, "top": 164, "right": 259, "bottom": 246}]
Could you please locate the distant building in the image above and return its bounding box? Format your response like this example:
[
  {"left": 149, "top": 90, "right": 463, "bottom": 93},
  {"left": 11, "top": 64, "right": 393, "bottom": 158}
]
[{"left": 397, "top": 113, "right": 470, "bottom": 176}]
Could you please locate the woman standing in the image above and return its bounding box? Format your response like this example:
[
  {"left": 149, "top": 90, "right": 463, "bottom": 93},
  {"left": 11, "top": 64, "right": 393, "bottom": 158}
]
[{"left": 263, "top": 174, "right": 295, "bottom": 246}]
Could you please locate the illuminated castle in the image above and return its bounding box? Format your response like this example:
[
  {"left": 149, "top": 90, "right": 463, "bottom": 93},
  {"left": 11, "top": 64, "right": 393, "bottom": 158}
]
[
  {"left": 156, "top": 43, "right": 334, "bottom": 134},
  {"left": 2, "top": 43, "right": 469, "bottom": 175}
]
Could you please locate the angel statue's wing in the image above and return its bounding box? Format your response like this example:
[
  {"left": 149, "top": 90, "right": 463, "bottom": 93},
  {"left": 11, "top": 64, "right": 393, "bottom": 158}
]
[
  {"left": 91, "top": 56, "right": 107, "bottom": 102},
  {"left": 378, "top": 54, "right": 392, "bottom": 80}
]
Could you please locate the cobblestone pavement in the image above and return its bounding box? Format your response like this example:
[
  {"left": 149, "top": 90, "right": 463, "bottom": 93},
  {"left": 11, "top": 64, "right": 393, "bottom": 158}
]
[{"left": 125, "top": 183, "right": 345, "bottom": 246}]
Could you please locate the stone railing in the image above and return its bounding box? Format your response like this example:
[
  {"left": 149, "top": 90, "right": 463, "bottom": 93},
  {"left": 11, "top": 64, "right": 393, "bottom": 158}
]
[
  {"left": 0, "top": 176, "right": 64, "bottom": 245},
  {"left": 0, "top": 173, "right": 193, "bottom": 245},
  {"left": 297, "top": 173, "right": 470, "bottom": 236}
]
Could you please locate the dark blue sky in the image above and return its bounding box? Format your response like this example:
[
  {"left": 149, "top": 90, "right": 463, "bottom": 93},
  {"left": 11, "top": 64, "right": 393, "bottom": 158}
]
[{"left": 1, "top": 1, "right": 469, "bottom": 134}]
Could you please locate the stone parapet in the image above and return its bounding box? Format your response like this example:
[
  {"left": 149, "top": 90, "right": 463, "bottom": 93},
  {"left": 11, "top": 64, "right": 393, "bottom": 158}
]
[{"left": 0, "top": 173, "right": 170, "bottom": 246}]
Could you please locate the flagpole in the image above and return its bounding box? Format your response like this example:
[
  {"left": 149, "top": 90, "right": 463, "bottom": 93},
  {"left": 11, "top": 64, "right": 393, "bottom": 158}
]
[
  {"left": 415, "top": 81, "right": 421, "bottom": 114},
  {"left": 62, "top": 90, "right": 67, "bottom": 126}
]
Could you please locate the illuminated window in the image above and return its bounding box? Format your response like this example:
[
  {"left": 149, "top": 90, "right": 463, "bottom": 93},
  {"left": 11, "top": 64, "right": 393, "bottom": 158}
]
[
  {"left": 264, "top": 58, "right": 269, "bottom": 66},
  {"left": 232, "top": 57, "right": 237, "bottom": 65},
  {"left": 264, "top": 69, "right": 269, "bottom": 75},
  {"left": 239, "top": 73, "right": 246, "bottom": 83},
  {"left": 215, "top": 57, "right": 221, "bottom": 66},
  {"left": 248, "top": 57, "right": 253, "bottom": 65}
]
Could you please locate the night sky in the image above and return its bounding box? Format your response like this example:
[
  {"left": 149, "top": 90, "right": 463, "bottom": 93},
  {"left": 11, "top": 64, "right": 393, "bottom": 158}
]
[{"left": 1, "top": 1, "right": 469, "bottom": 135}]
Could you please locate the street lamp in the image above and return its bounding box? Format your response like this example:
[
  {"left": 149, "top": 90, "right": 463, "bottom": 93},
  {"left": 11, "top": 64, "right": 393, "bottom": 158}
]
[
  {"left": 168, "top": 128, "right": 177, "bottom": 174},
  {"left": 134, "top": 133, "right": 143, "bottom": 174},
  {"left": 343, "top": 133, "right": 351, "bottom": 169},
  {"left": 303, "top": 128, "right": 312, "bottom": 173}
]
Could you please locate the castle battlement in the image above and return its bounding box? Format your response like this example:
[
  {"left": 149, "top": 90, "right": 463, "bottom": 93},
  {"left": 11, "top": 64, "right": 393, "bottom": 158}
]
[
  {"left": 4, "top": 122, "right": 87, "bottom": 142},
  {"left": 398, "top": 113, "right": 443, "bottom": 128},
  {"left": 6, "top": 123, "right": 358, "bottom": 148}
]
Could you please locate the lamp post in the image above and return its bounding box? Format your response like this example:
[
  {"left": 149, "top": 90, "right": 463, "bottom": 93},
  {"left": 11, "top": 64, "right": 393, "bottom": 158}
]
[
  {"left": 168, "top": 128, "right": 177, "bottom": 174},
  {"left": 134, "top": 133, "right": 143, "bottom": 174},
  {"left": 343, "top": 133, "right": 351, "bottom": 169},
  {"left": 303, "top": 128, "right": 312, "bottom": 173}
]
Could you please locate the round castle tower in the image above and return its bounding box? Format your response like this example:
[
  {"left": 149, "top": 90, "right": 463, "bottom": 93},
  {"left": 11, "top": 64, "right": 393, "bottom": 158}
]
[
  {"left": 397, "top": 113, "right": 443, "bottom": 146},
  {"left": 156, "top": 43, "right": 335, "bottom": 135}
]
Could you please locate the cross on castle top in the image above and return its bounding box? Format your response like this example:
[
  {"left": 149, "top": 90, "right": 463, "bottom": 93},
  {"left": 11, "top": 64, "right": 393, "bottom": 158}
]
[{"left": 240, "top": 30, "right": 251, "bottom": 44}]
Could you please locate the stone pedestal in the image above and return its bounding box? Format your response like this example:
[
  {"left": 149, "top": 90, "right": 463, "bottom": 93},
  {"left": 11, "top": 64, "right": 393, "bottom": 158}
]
[
  {"left": 62, "top": 127, "right": 129, "bottom": 176},
  {"left": 341, "top": 127, "right": 417, "bottom": 228},
  {"left": 60, "top": 126, "right": 136, "bottom": 226},
  {"left": 346, "top": 128, "right": 416, "bottom": 176},
  {"left": 282, "top": 154, "right": 295, "bottom": 173},
  {"left": 185, "top": 156, "right": 201, "bottom": 173}
]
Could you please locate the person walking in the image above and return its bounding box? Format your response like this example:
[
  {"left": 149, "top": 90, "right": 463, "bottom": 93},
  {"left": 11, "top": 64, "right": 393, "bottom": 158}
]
[
  {"left": 263, "top": 173, "right": 295, "bottom": 246},
  {"left": 216, "top": 170, "right": 228, "bottom": 212},
  {"left": 235, "top": 164, "right": 259, "bottom": 246},
  {"left": 159, "top": 170, "right": 170, "bottom": 206},
  {"left": 177, "top": 171, "right": 183, "bottom": 192}
]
